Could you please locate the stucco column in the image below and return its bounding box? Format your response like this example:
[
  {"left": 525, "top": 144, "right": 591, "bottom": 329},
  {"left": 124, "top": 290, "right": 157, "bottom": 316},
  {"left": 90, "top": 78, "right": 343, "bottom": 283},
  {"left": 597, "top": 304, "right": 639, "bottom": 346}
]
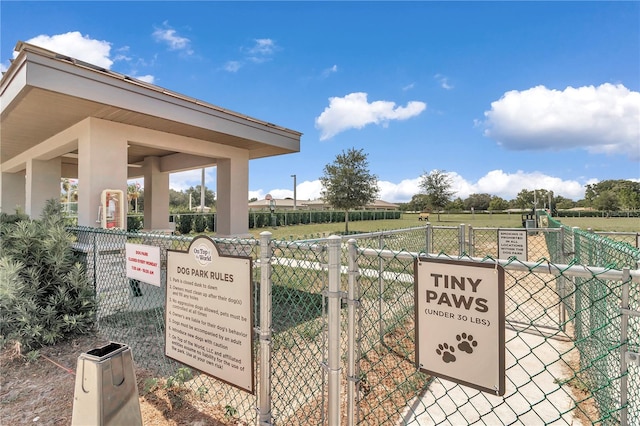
[
  {"left": 77, "top": 118, "right": 128, "bottom": 228},
  {"left": 1, "top": 171, "right": 26, "bottom": 214},
  {"left": 143, "top": 156, "right": 170, "bottom": 230},
  {"left": 216, "top": 154, "right": 249, "bottom": 237},
  {"left": 25, "top": 158, "right": 61, "bottom": 218}
]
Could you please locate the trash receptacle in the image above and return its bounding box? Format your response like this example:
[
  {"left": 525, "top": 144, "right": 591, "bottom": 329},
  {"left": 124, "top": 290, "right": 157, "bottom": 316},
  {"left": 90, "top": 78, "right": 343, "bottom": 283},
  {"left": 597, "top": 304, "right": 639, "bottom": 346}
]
[
  {"left": 71, "top": 342, "right": 142, "bottom": 426},
  {"left": 525, "top": 219, "right": 537, "bottom": 235}
]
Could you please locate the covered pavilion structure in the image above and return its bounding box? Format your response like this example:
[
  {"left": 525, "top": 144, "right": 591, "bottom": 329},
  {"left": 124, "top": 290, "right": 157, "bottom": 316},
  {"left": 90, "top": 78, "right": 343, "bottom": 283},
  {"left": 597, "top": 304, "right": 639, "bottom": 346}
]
[{"left": 1, "top": 42, "right": 301, "bottom": 236}]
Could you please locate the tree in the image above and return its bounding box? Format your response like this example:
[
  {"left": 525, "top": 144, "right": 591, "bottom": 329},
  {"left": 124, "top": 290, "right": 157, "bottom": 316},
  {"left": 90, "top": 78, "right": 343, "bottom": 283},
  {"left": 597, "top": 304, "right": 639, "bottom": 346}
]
[
  {"left": 553, "top": 196, "right": 575, "bottom": 210},
  {"left": 169, "top": 189, "right": 190, "bottom": 211},
  {"left": 419, "top": 170, "right": 454, "bottom": 221},
  {"left": 488, "top": 196, "right": 509, "bottom": 212},
  {"left": 446, "top": 197, "right": 465, "bottom": 212},
  {"left": 407, "top": 194, "right": 430, "bottom": 212},
  {"left": 188, "top": 185, "right": 216, "bottom": 210},
  {"left": 320, "top": 148, "right": 379, "bottom": 234},
  {"left": 619, "top": 187, "right": 640, "bottom": 211},
  {"left": 593, "top": 190, "right": 620, "bottom": 213},
  {"left": 514, "top": 189, "right": 535, "bottom": 210},
  {"left": 586, "top": 179, "right": 640, "bottom": 211},
  {"left": 60, "top": 178, "right": 78, "bottom": 213},
  {"left": 464, "top": 193, "right": 492, "bottom": 211},
  {"left": 127, "top": 183, "right": 142, "bottom": 213}
]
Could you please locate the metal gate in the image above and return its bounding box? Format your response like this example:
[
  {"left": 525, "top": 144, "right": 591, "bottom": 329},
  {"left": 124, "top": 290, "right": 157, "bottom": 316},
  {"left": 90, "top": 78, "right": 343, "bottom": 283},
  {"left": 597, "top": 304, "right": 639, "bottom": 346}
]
[
  {"left": 347, "top": 241, "right": 639, "bottom": 425},
  {"left": 70, "top": 224, "right": 639, "bottom": 425}
]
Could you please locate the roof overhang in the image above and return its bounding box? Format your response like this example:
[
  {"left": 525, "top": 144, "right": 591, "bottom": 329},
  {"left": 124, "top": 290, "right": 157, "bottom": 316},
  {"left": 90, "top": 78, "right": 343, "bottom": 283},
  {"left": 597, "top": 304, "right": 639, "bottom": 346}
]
[{"left": 1, "top": 42, "right": 301, "bottom": 169}]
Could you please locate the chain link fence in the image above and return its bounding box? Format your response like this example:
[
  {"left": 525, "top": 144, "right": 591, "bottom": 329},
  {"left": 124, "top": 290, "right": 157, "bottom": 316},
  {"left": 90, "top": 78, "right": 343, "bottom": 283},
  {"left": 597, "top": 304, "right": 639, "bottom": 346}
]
[{"left": 68, "top": 220, "right": 639, "bottom": 425}]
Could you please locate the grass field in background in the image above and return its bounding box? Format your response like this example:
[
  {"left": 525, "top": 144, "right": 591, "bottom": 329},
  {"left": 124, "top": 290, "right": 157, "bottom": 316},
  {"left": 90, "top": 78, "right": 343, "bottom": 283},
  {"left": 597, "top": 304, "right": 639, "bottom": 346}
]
[{"left": 247, "top": 212, "right": 639, "bottom": 240}]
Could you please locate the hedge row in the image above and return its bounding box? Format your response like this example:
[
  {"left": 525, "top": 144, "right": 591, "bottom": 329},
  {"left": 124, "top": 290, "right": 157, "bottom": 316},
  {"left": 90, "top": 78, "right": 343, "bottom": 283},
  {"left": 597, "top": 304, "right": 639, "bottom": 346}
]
[{"left": 160, "top": 210, "right": 401, "bottom": 234}]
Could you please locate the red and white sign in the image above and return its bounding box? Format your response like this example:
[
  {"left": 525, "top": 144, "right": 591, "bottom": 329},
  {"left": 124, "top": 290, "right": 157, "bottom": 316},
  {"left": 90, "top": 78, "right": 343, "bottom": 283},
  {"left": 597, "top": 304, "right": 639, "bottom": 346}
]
[{"left": 125, "top": 243, "right": 161, "bottom": 287}]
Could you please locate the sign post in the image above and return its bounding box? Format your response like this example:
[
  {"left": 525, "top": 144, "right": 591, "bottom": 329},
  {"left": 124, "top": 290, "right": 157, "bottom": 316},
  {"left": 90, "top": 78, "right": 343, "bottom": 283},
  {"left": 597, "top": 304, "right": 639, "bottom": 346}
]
[
  {"left": 166, "top": 237, "right": 254, "bottom": 393},
  {"left": 414, "top": 257, "right": 505, "bottom": 395}
]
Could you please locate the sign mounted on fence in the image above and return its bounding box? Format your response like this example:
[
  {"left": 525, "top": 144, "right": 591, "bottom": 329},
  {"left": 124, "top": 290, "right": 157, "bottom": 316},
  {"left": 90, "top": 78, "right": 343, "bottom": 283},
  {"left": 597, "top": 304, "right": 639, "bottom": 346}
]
[
  {"left": 125, "top": 243, "right": 161, "bottom": 287},
  {"left": 165, "top": 236, "right": 254, "bottom": 394},
  {"left": 414, "top": 257, "right": 505, "bottom": 396},
  {"left": 497, "top": 229, "right": 528, "bottom": 261}
]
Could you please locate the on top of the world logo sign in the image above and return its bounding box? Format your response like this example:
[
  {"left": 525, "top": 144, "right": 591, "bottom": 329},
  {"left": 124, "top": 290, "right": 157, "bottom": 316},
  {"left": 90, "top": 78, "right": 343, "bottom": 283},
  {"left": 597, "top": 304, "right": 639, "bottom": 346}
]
[{"left": 193, "top": 243, "right": 213, "bottom": 266}]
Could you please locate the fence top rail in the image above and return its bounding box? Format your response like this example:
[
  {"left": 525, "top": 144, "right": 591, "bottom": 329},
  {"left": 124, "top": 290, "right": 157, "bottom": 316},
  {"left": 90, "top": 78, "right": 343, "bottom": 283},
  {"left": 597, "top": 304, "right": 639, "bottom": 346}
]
[
  {"left": 593, "top": 231, "right": 639, "bottom": 237},
  {"left": 351, "top": 243, "right": 640, "bottom": 282},
  {"left": 471, "top": 227, "right": 561, "bottom": 233},
  {"left": 339, "top": 225, "right": 428, "bottom": 241},
  {"left": 271, "top": 239, "right": 327, "bottom": 252},
  {"left": 67, "top": 226, "right": 260, "bottom": 246}
]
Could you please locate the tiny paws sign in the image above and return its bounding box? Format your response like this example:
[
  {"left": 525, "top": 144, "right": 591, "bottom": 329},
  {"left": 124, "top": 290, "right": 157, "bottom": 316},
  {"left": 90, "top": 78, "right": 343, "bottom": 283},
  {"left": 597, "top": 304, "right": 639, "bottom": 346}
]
[{"left": 414, "top": 257, "right": 505, "bottom": 395}]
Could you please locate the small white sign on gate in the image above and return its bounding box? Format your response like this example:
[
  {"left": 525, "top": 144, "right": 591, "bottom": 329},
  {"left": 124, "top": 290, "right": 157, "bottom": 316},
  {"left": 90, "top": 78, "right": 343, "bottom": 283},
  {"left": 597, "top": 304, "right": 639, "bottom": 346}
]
[
  {"left": 125, "top": 243, "right": 161, "bottom": 287},
  {"left": 415, "top": 257, "right": 505, "bottom": 395},
  {"left": 497, "top": 229, "right": 528, "bottom": 261}
]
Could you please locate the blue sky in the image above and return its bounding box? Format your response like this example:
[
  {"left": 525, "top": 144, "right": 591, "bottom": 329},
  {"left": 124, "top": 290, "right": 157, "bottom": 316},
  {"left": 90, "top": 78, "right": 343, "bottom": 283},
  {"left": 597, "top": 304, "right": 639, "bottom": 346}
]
[{"left": 2, "top": 1, "right": 638, "bottom": 203}]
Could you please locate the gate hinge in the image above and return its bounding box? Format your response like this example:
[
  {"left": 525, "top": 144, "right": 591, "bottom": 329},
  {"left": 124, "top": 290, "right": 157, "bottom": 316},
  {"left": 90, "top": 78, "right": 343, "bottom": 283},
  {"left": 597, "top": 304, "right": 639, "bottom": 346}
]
[{"left": 625, "top": 351, "right": 640, "bottom": 367}]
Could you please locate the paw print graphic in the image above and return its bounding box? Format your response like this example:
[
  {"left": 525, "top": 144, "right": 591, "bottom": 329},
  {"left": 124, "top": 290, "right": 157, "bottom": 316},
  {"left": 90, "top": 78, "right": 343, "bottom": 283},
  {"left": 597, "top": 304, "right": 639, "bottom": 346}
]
[
  {"left": 456, "top": 333, "right": 478, "bottom": 354},
  {"left": 435, "top": 343, "right": 456, "bottom": 363}
]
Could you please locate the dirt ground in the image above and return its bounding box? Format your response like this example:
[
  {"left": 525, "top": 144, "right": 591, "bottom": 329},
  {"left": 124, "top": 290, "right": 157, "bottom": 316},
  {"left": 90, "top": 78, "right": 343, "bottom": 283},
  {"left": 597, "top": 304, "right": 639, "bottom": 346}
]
[{"left": 0, "top": 332, "right": 239, "bottom": 426}]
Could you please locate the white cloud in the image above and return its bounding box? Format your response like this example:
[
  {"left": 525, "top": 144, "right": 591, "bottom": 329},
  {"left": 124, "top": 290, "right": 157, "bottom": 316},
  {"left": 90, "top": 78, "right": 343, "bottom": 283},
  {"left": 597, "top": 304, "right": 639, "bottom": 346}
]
[
  {"left": 170, "top": 169, "right": 215, "bottom": 192},
  {"left": 434, "top": 74, "right": 453, "bottom": 90},
  {"left": 248, "top": 38, "right": 276, "bottom": 56},
  {"left": 378, "top": 178, "right": 421, "bottom": 202},
  {"left": 322, "top": 64, "right": 338, "bottom": 78},
  {"left": 315, "top": 92, "right": 427, "bottom": 140},
  {"left": 132, "top": 74, "right": 155, "bottom": 84},
  {"left": 481, "top": 83, "right": 640, "bottom": 160},
  {"left": 253, "top": 170, "right": 592, "bottom": 205},
  {"left": 402, "top": 83, "right": 416, "bottom": 91},
  {"left": 251, "top": 180, "right": 324, "bottom": 202},
  {"left": 0, "top": 62, "right": 8, "bottom": 73},
  {"left": 471, "top": 170, "right": 587, "bottom": 200},
  {"left": 245, "top": 38, "right": 278, "bottom": 63},
  {"left": 10, "top": 32, "right": 157, "bottom": 83},
  {"left": 223, "top": 39, "right": 278, "bottom": 72},
  {"left": 248, "top": 189, "right": 265, "bottom": 201},
  {"left": 17, "top": 32, "right": 113, "bottom": 69},
  {"left": 152, "top": 22, "right": 193, "bottom": 54},
  {"left": 224, "top": 61, "right": 242, "bottom": 73}
]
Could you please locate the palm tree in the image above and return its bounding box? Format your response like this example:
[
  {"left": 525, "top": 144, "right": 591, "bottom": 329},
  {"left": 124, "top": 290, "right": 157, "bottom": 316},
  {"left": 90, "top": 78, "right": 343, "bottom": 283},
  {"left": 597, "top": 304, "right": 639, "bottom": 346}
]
[{"left": 127, "top": 183, "right": 141, "bottom": 213}]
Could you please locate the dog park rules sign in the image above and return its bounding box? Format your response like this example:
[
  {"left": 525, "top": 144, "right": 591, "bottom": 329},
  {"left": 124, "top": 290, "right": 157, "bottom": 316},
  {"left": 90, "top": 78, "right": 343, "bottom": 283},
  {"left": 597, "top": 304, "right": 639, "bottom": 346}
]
[
  {"left": 415, "top": 257, "right": 505, "bottom": 395},
  {"left": 166, "top": 237, "right": 254, "bottom": 394}
]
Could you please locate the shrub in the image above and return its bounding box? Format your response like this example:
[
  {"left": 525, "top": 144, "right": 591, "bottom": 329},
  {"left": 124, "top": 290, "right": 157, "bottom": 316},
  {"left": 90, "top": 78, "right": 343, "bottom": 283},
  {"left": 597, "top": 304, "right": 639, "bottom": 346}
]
[
  {"left": 176, "top": 214, "right": 193, "bottom": 234},
  {"left": 127, "top": 215, "right": 143, "bottom": 231},
  {"left": 194, "top": 215, "right": 207, "bottom": 233},
  {"left": 0, "top": 199, "right": 95, "bottom": 351}
]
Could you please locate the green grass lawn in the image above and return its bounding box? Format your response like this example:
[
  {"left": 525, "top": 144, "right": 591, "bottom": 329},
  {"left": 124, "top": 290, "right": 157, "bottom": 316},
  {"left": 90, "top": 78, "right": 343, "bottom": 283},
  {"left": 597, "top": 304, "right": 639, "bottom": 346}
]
[{"left": 246, "top": 212, "right": 639, "bottom": 240}]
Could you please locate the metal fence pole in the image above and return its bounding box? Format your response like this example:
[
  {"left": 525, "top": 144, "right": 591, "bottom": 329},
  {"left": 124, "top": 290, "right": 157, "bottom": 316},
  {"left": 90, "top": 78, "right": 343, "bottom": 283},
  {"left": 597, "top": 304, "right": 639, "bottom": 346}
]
[
  {"left": 347, "top": 239, "right": 359, "bottom": 426},
  {"left": 620, "top": 268, "right": 630, "bottom": 426},
  {"left": 258, "top": 231, "right": 273, "bottom": 425},
  {"left": 468, "top": 225, "right": 475, "bottom": 257},
  {"left": 378, "top": 233, "right": 384, "bottom": 344},
  {"left": 426, "top": 224, "right": 432, "bottom": 254},
  {"left": 558, "top": 227, "right": 567, "bottom": 330},
  {"left": 572, "top": 227, "right": 583, "bottom": 340},
  {"left": 458, "top": 223, "right": 466, "bottom": 255},
  {"left": 327, "top": 235, "right": 342, "bottom": 426}
]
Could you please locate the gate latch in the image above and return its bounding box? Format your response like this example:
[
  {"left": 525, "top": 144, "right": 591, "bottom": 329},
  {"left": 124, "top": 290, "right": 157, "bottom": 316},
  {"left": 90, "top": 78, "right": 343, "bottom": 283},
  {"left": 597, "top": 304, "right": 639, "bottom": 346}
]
[{"left": 625, "top": 351, "right": 640, "bottom": 367}]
